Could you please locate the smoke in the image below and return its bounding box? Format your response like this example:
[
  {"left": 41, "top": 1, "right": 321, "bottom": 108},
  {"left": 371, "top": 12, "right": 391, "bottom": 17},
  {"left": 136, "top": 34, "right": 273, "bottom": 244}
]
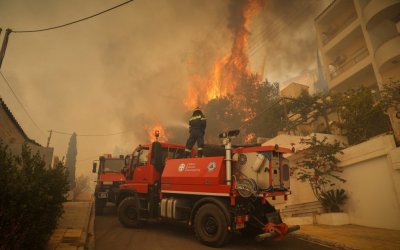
[
  {"left": 250, "top": 0, "right": 333, "bottom": 84},
  {"left": 0, "top": 0, "right": 332, "bottom": 175},
  {"left": 112, "top": 0, "right": 332, "bottom": 147}
]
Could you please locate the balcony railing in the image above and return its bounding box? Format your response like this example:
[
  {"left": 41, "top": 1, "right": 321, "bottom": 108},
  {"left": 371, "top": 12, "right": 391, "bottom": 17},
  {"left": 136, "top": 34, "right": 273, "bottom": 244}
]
[
  {"left": 321, "top": 15, "right": 358, "bottom": 45},
  {"left": 329, "top": 47, "right": 369, "bottom": 79}
]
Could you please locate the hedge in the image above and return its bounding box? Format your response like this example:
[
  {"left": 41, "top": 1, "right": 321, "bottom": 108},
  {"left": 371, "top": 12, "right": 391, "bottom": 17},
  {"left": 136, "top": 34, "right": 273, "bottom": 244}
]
[{"left": 0, "top": 141, "right": 69, "bottom": 249}]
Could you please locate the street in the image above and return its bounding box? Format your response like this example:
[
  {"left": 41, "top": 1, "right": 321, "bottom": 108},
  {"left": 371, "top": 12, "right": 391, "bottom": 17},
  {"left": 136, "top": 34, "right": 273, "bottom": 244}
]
[{"left": 95, "top": 206, "right": 334, "bottom": 250}]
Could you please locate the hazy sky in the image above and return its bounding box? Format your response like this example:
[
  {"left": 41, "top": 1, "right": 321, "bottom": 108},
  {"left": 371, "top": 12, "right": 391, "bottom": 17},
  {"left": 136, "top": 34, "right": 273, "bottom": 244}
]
[{"left": 0, "top": 0, "right": 331, "bottom": 177}]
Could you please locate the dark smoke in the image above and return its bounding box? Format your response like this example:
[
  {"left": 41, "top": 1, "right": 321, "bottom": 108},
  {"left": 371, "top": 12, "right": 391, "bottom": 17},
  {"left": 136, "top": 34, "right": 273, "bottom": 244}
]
[{"left": 254, "top": 0, "right": 333, "bottom": 82}]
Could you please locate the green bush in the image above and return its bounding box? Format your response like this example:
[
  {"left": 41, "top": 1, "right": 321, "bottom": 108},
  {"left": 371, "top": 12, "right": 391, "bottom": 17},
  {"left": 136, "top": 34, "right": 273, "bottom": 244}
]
[
  {"left": 0, "top": 141, "right": 69, "bottom": 250},
  {"left": 320, "top": 189, "right": 348, "bottom": 212}
]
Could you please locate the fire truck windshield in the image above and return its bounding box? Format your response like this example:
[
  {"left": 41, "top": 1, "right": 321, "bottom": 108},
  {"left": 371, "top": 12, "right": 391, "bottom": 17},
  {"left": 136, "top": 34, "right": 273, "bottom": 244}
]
[{"left": 102, "top": 159, "right": 125, "bottom": 173}]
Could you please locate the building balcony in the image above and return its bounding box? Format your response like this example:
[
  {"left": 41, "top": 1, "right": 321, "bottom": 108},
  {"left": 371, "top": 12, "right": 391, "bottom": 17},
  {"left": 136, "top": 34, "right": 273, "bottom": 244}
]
[
  {"left": 315, "top": 0, "right": 358, "bottom": 49},
  {"left": 322, "top": 18, "right": 359, "bottom": 51},
  {"left": 364, "top": 0, "right": 400, "bottom": 30},
  {"left": 329, "top": 47, "right": 369, "bottom": 80},
  {"left": 375, "top": 35, "right": 400, "bottom": 72},
  {"left": 329, "top": 50, "right": 377, "bottom": 92}
]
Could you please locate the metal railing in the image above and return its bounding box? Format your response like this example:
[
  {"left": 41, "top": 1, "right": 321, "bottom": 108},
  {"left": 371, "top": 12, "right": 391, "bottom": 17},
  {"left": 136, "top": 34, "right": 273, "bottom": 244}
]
[
  {"left": 330, "top": 46, "right": 369, "bottom": 80},
  {"left": 321, "top": 15, "right": 358, "bottom": 46}
]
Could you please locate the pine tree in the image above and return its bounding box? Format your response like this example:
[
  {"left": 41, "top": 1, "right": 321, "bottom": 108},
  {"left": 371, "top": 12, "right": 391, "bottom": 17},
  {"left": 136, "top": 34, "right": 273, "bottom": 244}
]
[{"left": 65, "top": 132, "right": 77, "bottom": 189}]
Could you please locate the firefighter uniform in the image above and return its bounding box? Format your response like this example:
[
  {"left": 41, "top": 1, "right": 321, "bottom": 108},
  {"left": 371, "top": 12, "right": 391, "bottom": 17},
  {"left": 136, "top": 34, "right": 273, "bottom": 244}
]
[{"left": 185, "top": 108, "right": 206, "bottom": 157}]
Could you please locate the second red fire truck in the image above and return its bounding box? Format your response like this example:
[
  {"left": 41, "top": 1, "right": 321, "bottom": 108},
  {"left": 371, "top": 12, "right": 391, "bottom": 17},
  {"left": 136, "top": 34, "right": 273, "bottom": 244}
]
[{"left": 92, "top": 154, "right": 126, "bottom": 215}]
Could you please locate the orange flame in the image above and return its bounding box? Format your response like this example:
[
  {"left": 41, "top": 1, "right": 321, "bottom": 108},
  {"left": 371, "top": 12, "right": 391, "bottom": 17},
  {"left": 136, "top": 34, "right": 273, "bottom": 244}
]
[
  {"left": 146, "top": 124, "right": 168, "bottom": 142},
  {"left": 244, "top": 132, "right": 256, "bottom": 143},
  {"left": 184, "top": 0, "right": 262, "bottom": 109}
]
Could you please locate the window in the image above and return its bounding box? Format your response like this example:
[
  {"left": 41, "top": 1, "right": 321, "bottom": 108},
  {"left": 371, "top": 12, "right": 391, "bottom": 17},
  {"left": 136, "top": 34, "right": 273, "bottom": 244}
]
[{"left": 138, "top": 149, "right": 149, "bottom": 166}]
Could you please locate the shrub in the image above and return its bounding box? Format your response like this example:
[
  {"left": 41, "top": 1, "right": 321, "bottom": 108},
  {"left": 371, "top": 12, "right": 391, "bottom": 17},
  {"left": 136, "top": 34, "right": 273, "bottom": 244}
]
[
  {"left": 296, "top": 135, "right": 346, "bottom": 206},
  {"left": 0, "top": 142, "right": 69, "bottom": 250},
  {"left": 320, "top": 188, "right": 348, "bottom": 212}
]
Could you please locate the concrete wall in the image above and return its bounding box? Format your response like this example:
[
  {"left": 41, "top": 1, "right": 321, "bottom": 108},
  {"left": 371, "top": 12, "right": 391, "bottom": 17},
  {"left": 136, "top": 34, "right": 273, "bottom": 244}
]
[
  {"left": 282, "top": 133, "right": 400, "bottom": 230},
  {"left": 339, "top": 134, "right": 400, "bottom": 230},
  {"left": 7, "top": 143, "right": 54, "bottom": 169},
  {"left": 0, "top": 103, "right": 25, "bottom": 145},
  {"left": 1, "top": 99, "right": 54, "bottom": 168}
]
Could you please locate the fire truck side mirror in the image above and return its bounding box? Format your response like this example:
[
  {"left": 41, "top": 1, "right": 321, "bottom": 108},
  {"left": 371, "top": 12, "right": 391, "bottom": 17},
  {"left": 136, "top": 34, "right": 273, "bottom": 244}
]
[
  {"left": 92, "top": 162, "right": 97, "bottom": 173},
  {"left": 124, "top": 155, "right": 131, "bottom": 166}
]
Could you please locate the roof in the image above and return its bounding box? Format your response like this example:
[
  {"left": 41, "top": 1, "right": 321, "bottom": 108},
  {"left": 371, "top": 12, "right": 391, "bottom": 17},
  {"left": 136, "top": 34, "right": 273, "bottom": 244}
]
[{"left": 0, "top": 96, "right": 42, "bottom": 147}]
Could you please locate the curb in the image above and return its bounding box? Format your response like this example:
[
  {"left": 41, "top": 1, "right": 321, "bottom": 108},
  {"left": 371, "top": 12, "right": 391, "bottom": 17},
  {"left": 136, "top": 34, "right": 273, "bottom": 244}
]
[
  {"left": 292, "top": 232, "right": 358, "bottom": 250},
  {"left": 80, "top": 199, "right": 95, "bottom": 250}
]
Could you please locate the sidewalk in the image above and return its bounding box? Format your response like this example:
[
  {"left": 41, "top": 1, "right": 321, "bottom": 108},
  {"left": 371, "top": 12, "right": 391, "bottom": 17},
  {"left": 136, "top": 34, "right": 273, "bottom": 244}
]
[
  {"left": 292, "top": 224, "right": 400, "bottom": 250},
  {"left": 47, "top": 200, "right": 94, "bottom": 250}
]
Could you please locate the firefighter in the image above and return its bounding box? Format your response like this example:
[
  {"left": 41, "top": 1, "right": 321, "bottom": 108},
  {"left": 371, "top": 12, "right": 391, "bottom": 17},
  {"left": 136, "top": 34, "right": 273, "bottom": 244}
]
[{"left": 185, "top": 107, "right": 206, "bottom": 157}]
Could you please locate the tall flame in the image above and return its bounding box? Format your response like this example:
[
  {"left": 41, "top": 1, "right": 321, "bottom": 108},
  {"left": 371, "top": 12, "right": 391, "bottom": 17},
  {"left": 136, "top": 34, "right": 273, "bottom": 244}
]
[{"left": 185, "top": 0, "right": 262, "bottom": 109}]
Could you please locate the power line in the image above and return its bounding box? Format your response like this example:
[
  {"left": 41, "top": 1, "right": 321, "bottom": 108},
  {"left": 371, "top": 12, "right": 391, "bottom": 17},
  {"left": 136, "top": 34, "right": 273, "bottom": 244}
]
[
  {"left": 11, "top": 0, "right": 135, "bottom": 33},
  {"left": 52, "top": 130, "right": 132, "bottom": 137},
  {"left": 0, "top": 71, "right": 131, "bottom": 139},
  {"left": 0, "top": 70, "right": 47, "bottom": 137}
]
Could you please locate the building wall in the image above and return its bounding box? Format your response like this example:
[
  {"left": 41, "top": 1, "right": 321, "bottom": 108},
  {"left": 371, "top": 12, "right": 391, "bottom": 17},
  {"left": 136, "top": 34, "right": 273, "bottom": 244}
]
[
  {"left": 315, "top": 0, "right": 400, "bottom": 142},
  {"left": 338, "top": 134, "right": 400, "bottom": 230},
  {"left": 280, "top": 82, "right": 309, "bottom": 99},
  {"left": 0, "top": 99, "right": 54, "bottom": 168},
  {"left": 283, "top": 134, "right": 400, "bottom": 230},
  {"left": 0, "top": 102, "right": 25, "bottom": 145},
  {"left": 7, "top": 143, "right": 54, "bottom": 169}
]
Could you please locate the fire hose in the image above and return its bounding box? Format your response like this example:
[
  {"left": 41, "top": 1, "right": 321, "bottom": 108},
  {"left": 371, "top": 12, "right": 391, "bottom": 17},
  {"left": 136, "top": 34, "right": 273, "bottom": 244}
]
[{"left": 255, "top": 224, "right": 300, "bottom": 241}]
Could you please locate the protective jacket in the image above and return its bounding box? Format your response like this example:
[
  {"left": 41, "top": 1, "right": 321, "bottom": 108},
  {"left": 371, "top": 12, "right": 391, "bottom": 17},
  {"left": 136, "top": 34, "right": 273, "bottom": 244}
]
[
  {"left": 185, "top": 109, "right": 206, "bottom": 157},
  {"left": 189, "top": 110, "right": 206, "bottom": 133}
]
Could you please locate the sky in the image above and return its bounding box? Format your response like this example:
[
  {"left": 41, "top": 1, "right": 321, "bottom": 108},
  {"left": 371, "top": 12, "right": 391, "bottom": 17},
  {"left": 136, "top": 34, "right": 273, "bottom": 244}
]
[{"left": 0, "top": 0, "right": 332, "bottom": 177}]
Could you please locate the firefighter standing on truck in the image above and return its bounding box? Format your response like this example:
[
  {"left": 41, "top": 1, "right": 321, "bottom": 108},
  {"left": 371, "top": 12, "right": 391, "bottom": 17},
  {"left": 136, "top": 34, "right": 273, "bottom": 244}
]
[{"left": 185, "top": 107, "right": 206, "bottom": 157}]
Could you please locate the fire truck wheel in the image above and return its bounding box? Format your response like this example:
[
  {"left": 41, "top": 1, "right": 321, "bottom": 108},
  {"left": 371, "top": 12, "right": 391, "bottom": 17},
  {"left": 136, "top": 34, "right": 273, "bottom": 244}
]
[
  {"left": 194, "top": 203, "right": 230, "bottom": 247},
  {"left": 118, "top": 196, "right": 144, "bottom": 228}
]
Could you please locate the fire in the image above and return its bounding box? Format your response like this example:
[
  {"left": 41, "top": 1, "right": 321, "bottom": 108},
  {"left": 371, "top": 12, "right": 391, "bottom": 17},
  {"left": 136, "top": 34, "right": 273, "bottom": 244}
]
[
  {"left": 146, "top": 124, "right": 168, "bottom": 142},
  {"left": 184, "top": 0, "right": 262, "bottom": 109},
  {"left": 244, "top": 132, "right": 256, "bottom": 143}
]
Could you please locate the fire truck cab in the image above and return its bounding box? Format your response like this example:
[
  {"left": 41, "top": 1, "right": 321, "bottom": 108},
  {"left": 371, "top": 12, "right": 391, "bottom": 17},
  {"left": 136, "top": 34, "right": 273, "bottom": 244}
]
[
  {"left": 117, "top": 130, "right": 299, "bottom": 247},
  {"left": 92, "top": 154, "right": 126, "bottom": 215}
]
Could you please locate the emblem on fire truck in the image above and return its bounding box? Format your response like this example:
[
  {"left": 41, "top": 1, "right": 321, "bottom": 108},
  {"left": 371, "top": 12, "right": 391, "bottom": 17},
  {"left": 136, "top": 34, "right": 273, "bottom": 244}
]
[
  {"left": 207, "top": 161, "right": 217, "bottom": 172},
  {"left": 178, "top": 163, "right": 186, "bottom": 172}
]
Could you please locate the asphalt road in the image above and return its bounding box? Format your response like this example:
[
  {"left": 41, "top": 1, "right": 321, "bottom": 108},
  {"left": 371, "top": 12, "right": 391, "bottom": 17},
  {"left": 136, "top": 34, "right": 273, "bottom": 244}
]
[{"left": 94, "top": 205, "right": 334, "bottom": 250}]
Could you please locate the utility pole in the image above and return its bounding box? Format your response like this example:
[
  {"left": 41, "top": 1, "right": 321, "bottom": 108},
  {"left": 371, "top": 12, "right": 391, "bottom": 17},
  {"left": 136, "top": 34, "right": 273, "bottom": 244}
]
[
  {"left": 0, "top": 28, "right": 12, "bottom": 69},
  {"left": 47, "top": 129, "right": 53, "bottom": 147}
]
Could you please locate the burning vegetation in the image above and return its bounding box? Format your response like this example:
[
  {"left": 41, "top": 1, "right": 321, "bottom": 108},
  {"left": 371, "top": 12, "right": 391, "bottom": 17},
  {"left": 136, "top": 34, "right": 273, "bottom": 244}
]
[
  {"left": 183, "top": 0, "right": 285, "bottom": 144},
  {"left": 140, "top": 0, "right": 285, "bottom": 145}
]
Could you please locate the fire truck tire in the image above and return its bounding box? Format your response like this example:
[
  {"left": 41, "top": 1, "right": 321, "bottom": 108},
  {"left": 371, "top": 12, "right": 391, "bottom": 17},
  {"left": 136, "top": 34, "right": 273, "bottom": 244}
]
[
  {"left": 118, "top": 196, "right": 144, "bottom": 228},
  {"left": 194, "top": 203, "right": 230, "bottom": 247}
]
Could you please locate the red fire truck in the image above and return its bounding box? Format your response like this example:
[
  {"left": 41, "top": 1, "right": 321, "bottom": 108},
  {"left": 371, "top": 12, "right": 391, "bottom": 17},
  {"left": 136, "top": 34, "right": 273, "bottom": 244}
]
[
  {"left": 117, "top": 130, "right": 299, "bottom": 247},
  {"left": 92, "top": 154, "right": 126, "bottom": 215}
]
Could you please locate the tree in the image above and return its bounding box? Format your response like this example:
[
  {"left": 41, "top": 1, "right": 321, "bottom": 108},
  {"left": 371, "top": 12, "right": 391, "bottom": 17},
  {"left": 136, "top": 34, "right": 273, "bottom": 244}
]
[
  {"left": 245, "top": 79, "right": 284, "bottom": 140},
  {"left": 296, "top": 135, "right": 346, "bottom": 208},
  {"left": 203, "top": 77, "right": 285, "bottom": 144},
  {"left": 0, "top": 142, "right": 69, "bottom": 249},
  {"left": 203, "top": 96, "right": 242, "bottom": 144},
  {"left": 379, "top": 80, "right": 400, "bottom": 111},
  {"left": 288, "top": 87, "right": 392, "bottom": 145},
  {"left": 65, "top": 132, "right": 77, "bottom": 189},
  {"left": 73, "top": 174, "right": 91, "bottom": 197},
  {"left": 336, "top": 88, "right": 391, "bottom": 144}
]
